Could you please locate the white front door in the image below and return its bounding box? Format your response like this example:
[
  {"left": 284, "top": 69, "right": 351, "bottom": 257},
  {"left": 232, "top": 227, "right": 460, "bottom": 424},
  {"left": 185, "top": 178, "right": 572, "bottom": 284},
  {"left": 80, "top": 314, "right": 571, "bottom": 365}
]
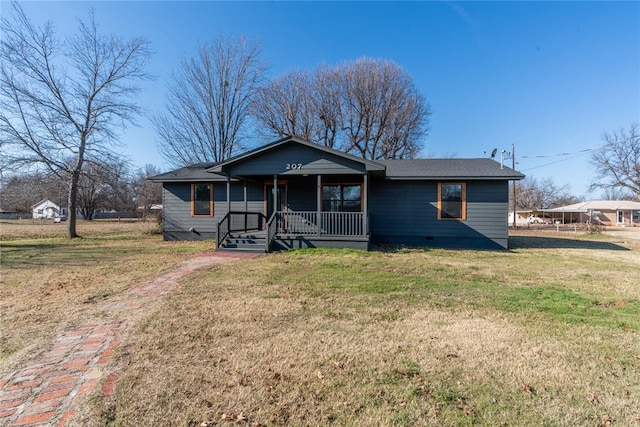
[{"left": 616, "top": 210, "right": 624, "bottom": 224}]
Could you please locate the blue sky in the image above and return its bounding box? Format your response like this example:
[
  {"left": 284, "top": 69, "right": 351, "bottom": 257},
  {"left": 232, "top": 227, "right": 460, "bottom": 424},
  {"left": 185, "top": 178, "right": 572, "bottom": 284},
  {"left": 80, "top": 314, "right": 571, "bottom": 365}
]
[{"left": 5, "top": 1, "right": 640, "bottom": 197}]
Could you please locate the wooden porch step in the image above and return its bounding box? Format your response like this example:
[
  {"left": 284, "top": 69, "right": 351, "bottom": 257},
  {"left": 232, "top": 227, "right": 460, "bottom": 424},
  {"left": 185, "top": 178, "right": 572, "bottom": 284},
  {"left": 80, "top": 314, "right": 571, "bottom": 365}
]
[
  {"left": 216, "top": 246, "right": 267, "bottom": 253},
  {"left": 219, "top": 232, "right": 267, "bottom": 252}
]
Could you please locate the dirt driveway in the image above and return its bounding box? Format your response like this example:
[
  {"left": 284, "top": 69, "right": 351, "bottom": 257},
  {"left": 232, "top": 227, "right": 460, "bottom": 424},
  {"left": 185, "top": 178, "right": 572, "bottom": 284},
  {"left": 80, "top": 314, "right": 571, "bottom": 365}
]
[{"left": 602, "top": 227, "right": 640, "bottom": 241}]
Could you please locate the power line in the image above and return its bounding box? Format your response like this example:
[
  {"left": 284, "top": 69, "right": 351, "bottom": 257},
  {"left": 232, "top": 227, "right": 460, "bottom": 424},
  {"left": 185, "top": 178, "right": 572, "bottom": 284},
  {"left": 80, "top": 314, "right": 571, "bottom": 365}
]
[
  {"left": 520, "top": 153, "right": 588, "bottom": 172},
  {"left": 518, "top": 134, "right": 637, "bottom": 160},
  {"left": 519, "top": 146, "right": 600, "bottom": 159}
]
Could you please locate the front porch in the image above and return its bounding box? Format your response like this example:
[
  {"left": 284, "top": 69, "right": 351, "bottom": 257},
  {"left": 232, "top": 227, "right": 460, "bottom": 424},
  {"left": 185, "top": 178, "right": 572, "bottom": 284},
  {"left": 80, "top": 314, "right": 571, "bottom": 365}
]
[
  {"left": 205, "top": 136, "right": 385, "bottom": 252},
  {"left": 215, "top": 172, "right": 372, "bottom": 252},
  {"left": 217, "top": 209, "right": 370, "bottom": 252}
]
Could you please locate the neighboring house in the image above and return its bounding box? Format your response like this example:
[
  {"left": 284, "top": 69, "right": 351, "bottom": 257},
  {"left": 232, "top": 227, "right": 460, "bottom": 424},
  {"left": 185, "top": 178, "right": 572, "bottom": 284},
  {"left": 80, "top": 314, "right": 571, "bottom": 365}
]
[
  {"left": 542, "top": 200, "right": 640, "bottom": 226},
  {"left": 31, "top": 199, "right": 65, "bottom": 219},
  {"left": 150, "top": 136, "right": 524, "bottom": 251},
  {"left": 508, "top": 210, "right": 534, "bottom": 225}
]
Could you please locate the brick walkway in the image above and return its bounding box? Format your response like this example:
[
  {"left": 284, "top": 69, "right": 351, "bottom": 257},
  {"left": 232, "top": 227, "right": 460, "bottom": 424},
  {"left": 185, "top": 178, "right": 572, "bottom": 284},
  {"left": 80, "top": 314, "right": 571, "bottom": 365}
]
[{"left": 0, "top": 252, "right": 259, "bottom": 427}]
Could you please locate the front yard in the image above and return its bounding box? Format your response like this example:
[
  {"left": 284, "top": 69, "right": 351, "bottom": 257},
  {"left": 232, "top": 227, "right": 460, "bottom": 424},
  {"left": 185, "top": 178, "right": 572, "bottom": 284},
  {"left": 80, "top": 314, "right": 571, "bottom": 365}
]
[
  {"left": 0, "top": 219, "right": 214, "bottom": 373},
  {"left": 2, "top": 221, "right": 639, "bottom": 425},
  {"left": 96, "top": 233, "right": 639, "bottom": 426}
]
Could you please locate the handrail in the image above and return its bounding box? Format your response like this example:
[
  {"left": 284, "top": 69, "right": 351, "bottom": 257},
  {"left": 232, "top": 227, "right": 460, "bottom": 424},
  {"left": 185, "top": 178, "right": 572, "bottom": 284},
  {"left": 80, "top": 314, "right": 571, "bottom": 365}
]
[
  {"left": 216, "top": 211, "right": 265, "bottom": 249},
  {"left": 216, "top": 212, "right": 231, "bottom": 249},
  {"left": 265, "top": 211, "right": 279, "bottom": 252}
]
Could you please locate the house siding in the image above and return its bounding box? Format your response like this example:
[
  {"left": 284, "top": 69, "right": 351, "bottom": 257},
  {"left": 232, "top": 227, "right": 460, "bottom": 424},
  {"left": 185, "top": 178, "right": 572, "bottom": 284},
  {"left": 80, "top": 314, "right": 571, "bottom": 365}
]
[
  {"left": 369, "top": 179, "right": 509, "bottom": 249},
  {"left": 282, "top": 175, "right": 317, "bottom": 211},
  {"left": 162, "top": 178, "right": 511, "bottom": 248},
  {"left": 162, "top": 181, "right": 264, "bottom": 241},
  {"left": 162, "top": 174, "right": 369, "bottom": 242}
]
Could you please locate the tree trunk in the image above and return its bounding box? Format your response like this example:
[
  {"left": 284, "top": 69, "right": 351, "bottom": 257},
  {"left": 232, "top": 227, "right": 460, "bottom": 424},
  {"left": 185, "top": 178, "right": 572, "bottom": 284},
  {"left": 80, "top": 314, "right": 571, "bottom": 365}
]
[
  {"left": 66, "top": 172, "right": 80, "bottom": 238},
  {"left": 80, "top": 207, "right": 95, "bottom": 221}
]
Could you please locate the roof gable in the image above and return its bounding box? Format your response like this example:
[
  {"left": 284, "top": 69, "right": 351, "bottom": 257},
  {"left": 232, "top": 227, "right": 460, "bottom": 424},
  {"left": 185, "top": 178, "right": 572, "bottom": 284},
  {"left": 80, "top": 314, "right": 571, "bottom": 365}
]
[
  {"left": 31, "top": 199, "right": 60, "bottom": 209},
  {"left": 208, "top": 136, "right": 385, "bottom": 176}
]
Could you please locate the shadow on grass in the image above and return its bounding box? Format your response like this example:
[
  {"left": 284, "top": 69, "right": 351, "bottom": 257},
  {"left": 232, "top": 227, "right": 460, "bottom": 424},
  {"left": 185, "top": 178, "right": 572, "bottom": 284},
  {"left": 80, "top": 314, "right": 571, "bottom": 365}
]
[
  {"left": 0, "top": 243, "right": 144, "bottom": 268},
  {"left": 509, "top": 236, "right": 630, "bottom": 251}
]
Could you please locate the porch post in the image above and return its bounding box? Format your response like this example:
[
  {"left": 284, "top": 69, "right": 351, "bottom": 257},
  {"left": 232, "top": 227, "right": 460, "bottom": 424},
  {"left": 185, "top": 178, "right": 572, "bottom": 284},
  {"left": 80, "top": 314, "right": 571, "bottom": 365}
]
[
  {"left": 244, "top": 179, "right": 248, "bottom": 230},
  {"left": 317, "top": 175, "right": 322, "bottom": 236},
  {"left": 226, "top": 174, "right": 231, "bottom": 214},
  {"left": 363, "top": 174, "right": 368, "bottom": 237},
  {"left": 244, "top": 179, "right": 248, "bottom": 211},
  {"left": 273, "top": 174, "right": 278, "bottom": 215}
]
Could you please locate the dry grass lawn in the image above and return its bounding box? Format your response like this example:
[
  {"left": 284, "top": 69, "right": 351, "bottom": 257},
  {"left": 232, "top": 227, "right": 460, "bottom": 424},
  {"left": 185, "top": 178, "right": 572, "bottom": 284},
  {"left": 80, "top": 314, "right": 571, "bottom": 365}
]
[
  {"left": 88, "top": 230, "right": 640, "bottom": 426},
  {"left": 0, "top": 219, "right": 214, "bottom": 373}
]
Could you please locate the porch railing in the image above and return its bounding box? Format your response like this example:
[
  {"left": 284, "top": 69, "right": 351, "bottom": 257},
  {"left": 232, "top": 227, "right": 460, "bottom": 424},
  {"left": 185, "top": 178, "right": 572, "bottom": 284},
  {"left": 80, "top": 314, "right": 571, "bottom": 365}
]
[
  {"left": 266, "top": 212, "right": 278, "bottom": 252},
  {"left": 274, "top": 211, "right": 366, "bottom": 237},
  {"left": 218, "top": 210, "right": 367, "bottom": 251},
  {"left": 216, "top": 211, "right": 265, "bottom": 249}
]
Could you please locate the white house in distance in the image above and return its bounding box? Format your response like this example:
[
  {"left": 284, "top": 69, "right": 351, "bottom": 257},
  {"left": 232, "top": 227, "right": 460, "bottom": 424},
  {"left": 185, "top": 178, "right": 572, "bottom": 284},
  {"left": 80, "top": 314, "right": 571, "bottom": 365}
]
[{"left": 31, "top": 199, "right": 64, "bottom": 219}]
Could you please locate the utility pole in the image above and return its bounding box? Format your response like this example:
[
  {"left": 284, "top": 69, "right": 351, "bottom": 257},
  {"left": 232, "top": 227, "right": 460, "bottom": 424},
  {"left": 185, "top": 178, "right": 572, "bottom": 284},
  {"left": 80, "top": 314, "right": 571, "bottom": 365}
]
[{"left": 512, "top": 143, "right": 517, "bottom": 228}]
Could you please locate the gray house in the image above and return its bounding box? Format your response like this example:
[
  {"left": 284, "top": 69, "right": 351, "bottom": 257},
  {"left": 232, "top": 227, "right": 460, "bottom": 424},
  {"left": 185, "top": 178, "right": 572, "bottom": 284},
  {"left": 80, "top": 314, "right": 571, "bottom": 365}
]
[{"left": 150, "top": 136, "right": 524, "bottom": 251}]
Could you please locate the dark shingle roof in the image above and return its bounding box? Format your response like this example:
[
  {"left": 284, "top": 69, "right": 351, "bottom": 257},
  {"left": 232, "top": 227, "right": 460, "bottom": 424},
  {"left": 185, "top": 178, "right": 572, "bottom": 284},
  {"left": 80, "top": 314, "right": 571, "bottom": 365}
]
[
  {"left": 149, "top": 141, "right": 525, "bottom": 183},
  {"left": 148, "top": 162, "right": 225, "bottom": 182},
  {"left": 378, "top": 158, "right": 524, "bottom": 180}
]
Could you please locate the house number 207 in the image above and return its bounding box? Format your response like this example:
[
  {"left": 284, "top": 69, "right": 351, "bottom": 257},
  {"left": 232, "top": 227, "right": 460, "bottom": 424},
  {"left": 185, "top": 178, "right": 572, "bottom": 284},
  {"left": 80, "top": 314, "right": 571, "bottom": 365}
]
[{"left": 286, "top": 163, "right": 303, "bottom": 170}]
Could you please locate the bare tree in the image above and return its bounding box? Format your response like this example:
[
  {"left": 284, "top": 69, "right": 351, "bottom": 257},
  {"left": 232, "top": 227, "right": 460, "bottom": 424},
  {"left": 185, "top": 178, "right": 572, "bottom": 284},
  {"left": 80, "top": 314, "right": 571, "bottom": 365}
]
[
  {"left": 252, "top": 66, "right": 345, "bottom": 150},
  {"left": 590, "top": 123, "right": 640, "bottom": 199},
  {"left": 154, "top": 35, "right": 267, "bottom": 167},
  {"left": 0, "top": 3, "right": 151, "bottom": 237},
  {"left": 341, "top": 58, "right": 430, "bottom": 160},
  {"left": 134, "top": 164, "right": 163, "bottom": 220},
  {"left": 252, "top": 57, "right": 431, "bottom": 160},
  {"left": 599, "top": 187, "right": 636, "bottom": 201},
  {"left": 311, "top": 66, "right": 343, "bottom": 149},
  {"left": 76, "top": 163, "right": 109, "bottom": 220},
  {"left": 513, "top": 177, "right": 578, "bottom": 210},
  {"left": 0, "top": 171, "right": 66, "bottom": 214},
  {"left": 75, "top": 160, "right": 133, "bottom": 220},
  {"left": 101, "top": 161, "right": 137, "bottom": 215},
  {"left": 252, "top": 70, "right": 316, "bottom": 141}
]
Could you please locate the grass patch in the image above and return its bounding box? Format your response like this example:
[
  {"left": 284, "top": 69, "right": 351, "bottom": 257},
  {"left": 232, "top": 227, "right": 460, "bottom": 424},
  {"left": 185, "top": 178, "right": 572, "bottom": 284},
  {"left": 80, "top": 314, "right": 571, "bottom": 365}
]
[
  {"left": 0, "top": 220, "right": 213, "bottom": 370},
  {"left": 95, "top": 234, "right": 640, "bottom": 426},
  {"left": 494, "top": 285, "right": 640, "bottom": 330},
  {"left": 264, "top": 249, "right": 640, "bottom": 331}
]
